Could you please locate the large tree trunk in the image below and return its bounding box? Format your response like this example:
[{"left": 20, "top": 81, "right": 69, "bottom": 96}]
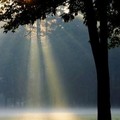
[
  {"left": 97, "top": 0, "right": 111, "bottom": 120},
  {"left": 84, "top": 0, "right": 111, "bottom": 120}
]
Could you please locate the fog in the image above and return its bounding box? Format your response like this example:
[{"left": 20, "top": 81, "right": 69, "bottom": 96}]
[
  {"left": 0, "top": 17, "right": 120, "bottom": 110},
  {"left": 0, "top": 108, "right": 120, "bottom": 120}
]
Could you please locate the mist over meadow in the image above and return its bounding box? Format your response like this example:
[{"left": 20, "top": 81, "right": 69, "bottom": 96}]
[{"left": 0, "top": 17, "right": 120, "bottom": 109}]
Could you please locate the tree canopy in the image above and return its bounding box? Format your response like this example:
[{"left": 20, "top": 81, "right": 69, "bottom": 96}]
[
  {"left": 0, "top": 0, "right": 67, "bottom": 31},
  {"left": 0, "top": 0, "right": 120, "bottom": 47}
]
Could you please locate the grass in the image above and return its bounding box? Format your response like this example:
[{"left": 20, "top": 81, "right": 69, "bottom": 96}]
[{"left": 0, "top": 114, "right": 120, "bottom": 120}]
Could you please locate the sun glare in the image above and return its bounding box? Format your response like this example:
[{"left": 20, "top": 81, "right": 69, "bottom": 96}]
[
  {"left": 24, "top": 0, "right": 32, "bottom": 3},
  {"left": 19, "top": 111, "right": 80, "bottom": 120}
]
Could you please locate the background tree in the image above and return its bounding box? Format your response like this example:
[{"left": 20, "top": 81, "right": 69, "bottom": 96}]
[{"left": 0, "top": 0, "right": 120, "bottom": 120}]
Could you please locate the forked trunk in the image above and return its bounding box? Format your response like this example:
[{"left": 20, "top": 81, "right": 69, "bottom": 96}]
[
  {"left": 97, "top": 0, "right": 111, "bottom": 120},
  {"left": 84, "top": 0, "right": 111, "bottom": 120}
]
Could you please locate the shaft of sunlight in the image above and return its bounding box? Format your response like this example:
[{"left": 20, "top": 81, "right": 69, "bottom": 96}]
[
  {"left": 40, "top": 20, "right": 67, "bottom": 108},
  {"left": 27, "top": 24, "right": 41, "bottom": 107},
  {"left": 59, "top": 25, "right": 90, "bottom": 58}
]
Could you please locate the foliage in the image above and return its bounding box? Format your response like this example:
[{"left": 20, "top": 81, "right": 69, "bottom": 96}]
[
  {"left": 0, "top": 0, "right": 120, "bottom": 47},
  {"left": 0, "top": 0, "right": 67, "bottom": 32}
]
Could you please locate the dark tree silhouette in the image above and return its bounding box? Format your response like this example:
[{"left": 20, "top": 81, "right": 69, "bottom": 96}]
[{"left": 0, "top": 0, "right": 120, "bottom": 120}]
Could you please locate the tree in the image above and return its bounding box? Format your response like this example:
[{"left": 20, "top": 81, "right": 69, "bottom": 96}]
[{"left": 0, "top": 0, "right": 120, "bottom": 120}]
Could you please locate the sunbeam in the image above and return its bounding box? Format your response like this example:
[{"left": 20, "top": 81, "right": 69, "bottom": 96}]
[
  {"left": 0, "top": 26, "right": 31, "bottom": 107},
  {"left": 27, "top": 24, "right": 41, "bottom": 107},
  {"left": 40, "top": 20, "right": 67, "bottom": 108},
  {"left": 58, "top": 24, "right": 90, "bottom": 58}
]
